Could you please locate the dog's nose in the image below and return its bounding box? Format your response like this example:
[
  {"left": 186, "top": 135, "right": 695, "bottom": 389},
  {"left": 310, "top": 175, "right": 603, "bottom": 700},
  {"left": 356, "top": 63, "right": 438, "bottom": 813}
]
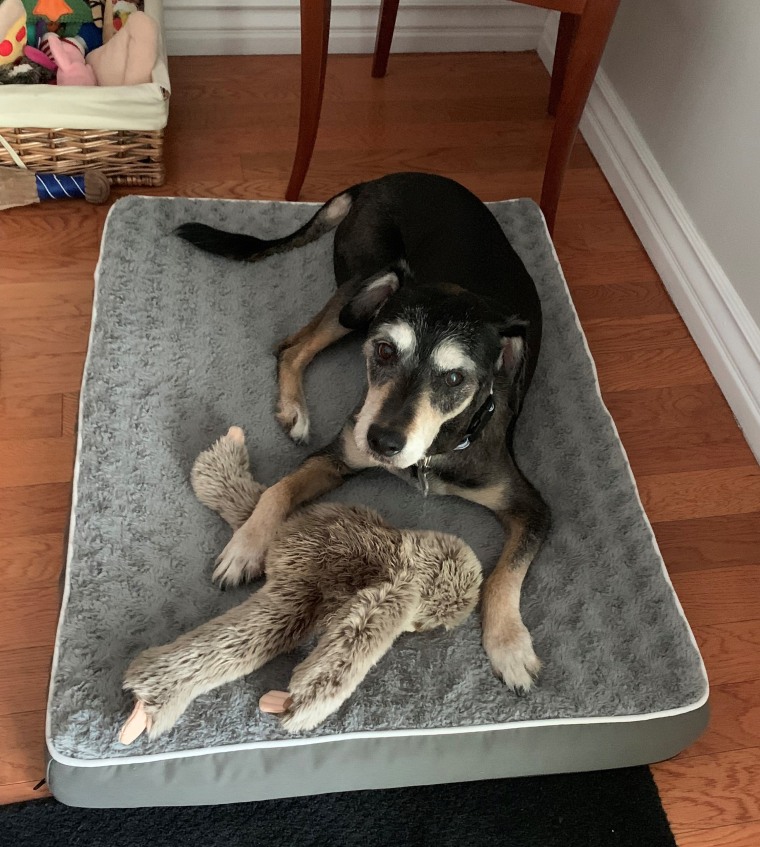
[{"left": 367, "top": 424, "right": 406, "bottom": 457}]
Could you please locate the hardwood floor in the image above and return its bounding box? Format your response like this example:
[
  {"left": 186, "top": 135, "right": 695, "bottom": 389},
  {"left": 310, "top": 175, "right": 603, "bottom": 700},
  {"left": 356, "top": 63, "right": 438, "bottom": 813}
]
[{"left": 0, "top": 53, "right": 757, "bottom": 843}]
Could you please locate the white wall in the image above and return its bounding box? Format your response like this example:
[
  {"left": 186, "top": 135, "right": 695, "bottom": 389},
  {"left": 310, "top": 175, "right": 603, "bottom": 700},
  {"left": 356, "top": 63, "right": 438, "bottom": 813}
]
[
  {"left": 602, "top": 0, "right": 760, "bottom": 326},
  {"left": 164, "top": 0, "right": 548, "bottom": 56}
]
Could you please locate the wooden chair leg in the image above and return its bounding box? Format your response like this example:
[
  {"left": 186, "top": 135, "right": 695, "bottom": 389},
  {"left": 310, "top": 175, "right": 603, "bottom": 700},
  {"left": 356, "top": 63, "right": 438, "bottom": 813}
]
[
  {"left": 540, "top": 0, "right": 619, "bottom": 233},
  {"left": 548, "top": 12, "right": 579, "bottom": 117},
  {"left": 286, "top": 0, "right": 331, "bottom": 201},
  {"left": 372, "top": 0, "right": 401, "bottom": 79}
]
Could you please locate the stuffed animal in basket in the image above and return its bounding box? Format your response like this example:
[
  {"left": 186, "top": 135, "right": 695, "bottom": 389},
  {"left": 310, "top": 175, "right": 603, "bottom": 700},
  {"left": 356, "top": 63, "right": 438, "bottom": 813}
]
[
  {"left": 0, "top": 0, "right": 28, "bottom": 66},
  {"left": 119, "top": 426, "right": 482, "bottom": 742}
]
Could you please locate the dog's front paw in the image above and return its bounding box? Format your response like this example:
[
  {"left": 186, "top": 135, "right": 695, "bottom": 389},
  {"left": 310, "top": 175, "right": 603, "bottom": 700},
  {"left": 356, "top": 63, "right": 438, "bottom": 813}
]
[
  {"left": 212, "top": 527, "right": 267, "bottom": 587},
  {"left": 276, "top": 397, "right": 310, "bottom": 445},
  {"left": 484, "top": 624, "right": 541, "bottom": 695}
]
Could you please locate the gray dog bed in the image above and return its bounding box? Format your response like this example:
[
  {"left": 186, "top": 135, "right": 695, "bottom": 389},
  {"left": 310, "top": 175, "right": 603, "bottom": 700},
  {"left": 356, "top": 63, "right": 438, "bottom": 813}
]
[{"left": 46, "top": 196, "right": 708, "bottom": 807}]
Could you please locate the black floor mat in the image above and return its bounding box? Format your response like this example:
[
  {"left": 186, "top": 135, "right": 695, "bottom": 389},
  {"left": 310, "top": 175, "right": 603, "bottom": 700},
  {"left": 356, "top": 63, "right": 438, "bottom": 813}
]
[{"left": 1, "top": 767, "right": 676, "bottom": 847}]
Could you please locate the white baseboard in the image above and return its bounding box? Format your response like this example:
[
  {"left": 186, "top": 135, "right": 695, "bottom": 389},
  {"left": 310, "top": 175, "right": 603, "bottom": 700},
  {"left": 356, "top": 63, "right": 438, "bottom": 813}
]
[
  {"left": 538, "top": 21, "right": 760, "bottom": 463},
  {"left": 164, "top": 0, "right": 547, "bottom": 56}
]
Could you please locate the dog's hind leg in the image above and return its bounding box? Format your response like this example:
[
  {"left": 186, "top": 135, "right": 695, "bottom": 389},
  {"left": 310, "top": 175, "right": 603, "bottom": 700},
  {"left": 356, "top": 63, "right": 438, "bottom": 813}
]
[{"left": 275, "top": 292, "right": 352, "bottom": 444}]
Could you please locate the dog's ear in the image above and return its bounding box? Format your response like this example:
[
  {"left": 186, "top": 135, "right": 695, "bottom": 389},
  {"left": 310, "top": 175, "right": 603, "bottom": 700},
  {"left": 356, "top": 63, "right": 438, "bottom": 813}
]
[
  {"left": 496, "top": 320, "right": 529, "bottom": 415},
  {"left": 339, "top": 270, "right": 401, "bottom": 330},
  {"left": 496, "top": 321, "right": 528, "bottom": 373}
]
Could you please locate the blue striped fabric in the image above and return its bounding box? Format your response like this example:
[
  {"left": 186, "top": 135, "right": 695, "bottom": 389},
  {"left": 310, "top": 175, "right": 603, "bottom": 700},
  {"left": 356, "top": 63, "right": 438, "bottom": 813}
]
[{"left": 35, "top": 173, "right": 86, "bottom": 201}]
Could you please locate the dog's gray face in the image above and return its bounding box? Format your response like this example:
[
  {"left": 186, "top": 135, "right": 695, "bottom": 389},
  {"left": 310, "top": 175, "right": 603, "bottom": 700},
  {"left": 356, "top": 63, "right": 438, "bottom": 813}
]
[{"left": 352, "top": 288, "right": 523, "bottom": 468}]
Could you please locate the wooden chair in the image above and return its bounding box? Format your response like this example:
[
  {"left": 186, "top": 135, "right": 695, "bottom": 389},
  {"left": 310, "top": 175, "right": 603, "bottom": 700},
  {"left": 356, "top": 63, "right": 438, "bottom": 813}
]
[{"left": 286, "top": 0, "right": 620, "bottom": 233}]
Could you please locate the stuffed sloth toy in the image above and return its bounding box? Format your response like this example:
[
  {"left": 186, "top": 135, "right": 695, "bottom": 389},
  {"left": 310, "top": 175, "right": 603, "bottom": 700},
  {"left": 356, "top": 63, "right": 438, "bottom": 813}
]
[{"left": 119, "top": 426, "right": 482, "bottom": 742}]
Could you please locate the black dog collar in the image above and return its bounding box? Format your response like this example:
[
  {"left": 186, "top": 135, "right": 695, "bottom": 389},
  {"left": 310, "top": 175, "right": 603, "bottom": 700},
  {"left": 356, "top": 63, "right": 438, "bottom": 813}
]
[
  {"left": 453, "top": 389, "right": 496, "bottom": 451},
  {"left": 415, "top": 387, "right": 496, "bottom": 496}
]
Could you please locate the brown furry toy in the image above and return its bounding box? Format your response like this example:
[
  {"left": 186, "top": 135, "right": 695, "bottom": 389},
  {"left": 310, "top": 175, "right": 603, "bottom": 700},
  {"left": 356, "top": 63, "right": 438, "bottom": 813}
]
[
  {"left": 119, "top": 426, "right": 482, "bottom": 742},
  {"left": 0, "top": 58, "right": 55, "bottom": 84}
]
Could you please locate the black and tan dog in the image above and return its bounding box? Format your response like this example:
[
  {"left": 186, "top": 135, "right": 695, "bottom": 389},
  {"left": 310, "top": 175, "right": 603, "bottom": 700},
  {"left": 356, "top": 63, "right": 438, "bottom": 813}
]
[{"left": 176, "top": 172, "right": 550, "bottom": 693}]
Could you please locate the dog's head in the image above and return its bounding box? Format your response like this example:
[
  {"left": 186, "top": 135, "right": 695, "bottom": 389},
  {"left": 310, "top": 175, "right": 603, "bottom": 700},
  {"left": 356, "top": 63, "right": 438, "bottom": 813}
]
[{"left": 340, "top": 270, "right": 528, "bottom": 468}]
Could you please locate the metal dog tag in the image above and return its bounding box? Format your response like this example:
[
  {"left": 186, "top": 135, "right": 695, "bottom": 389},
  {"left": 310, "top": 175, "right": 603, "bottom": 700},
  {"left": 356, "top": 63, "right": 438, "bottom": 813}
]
[{"left": 417, "top": 456, "right": 431, "bottom": 497}]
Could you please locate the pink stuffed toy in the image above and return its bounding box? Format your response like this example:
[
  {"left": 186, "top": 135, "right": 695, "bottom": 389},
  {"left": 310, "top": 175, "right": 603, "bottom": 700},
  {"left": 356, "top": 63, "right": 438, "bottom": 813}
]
[{"left": 46, "top": 30, "right": 95, "bottom": 85}]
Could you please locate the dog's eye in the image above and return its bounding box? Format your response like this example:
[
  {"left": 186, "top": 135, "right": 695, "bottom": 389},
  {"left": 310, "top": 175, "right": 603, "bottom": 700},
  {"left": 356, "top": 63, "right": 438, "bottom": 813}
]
[
  {"left": 375, "top": 341, "right": 397, "bottom": 362},
  {"left": 444, "top": 370, "right": 464, "bottom": 387}
]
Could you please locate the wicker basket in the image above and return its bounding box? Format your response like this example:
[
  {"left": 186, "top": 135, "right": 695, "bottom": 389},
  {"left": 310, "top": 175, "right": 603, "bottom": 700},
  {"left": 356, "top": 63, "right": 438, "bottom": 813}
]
[
  {"left": 0, "top": 0, "right": 169, "bottom": 187},
  {"left": 0, "top": 127, "right": 165, "bottom": 187}
]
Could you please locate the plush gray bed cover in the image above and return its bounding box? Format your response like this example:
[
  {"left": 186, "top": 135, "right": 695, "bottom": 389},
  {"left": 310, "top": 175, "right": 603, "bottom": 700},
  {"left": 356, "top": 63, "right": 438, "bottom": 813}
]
[{"left": 46, "top": 197, "right": 708, "bottom": 807}]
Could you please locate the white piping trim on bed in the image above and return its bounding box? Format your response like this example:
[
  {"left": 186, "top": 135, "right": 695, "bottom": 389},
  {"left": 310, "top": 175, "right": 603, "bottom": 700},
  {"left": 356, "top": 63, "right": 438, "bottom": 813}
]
[
  {"left": 50, "top": 700, "right": 709, "bottom": 768},
  {"left": 46, "top": 196, "right": 708, "bottom": 770}
]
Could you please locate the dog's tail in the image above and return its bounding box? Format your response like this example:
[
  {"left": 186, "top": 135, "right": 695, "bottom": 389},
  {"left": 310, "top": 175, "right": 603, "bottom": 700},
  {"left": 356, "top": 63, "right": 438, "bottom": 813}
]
[{"left": 174, "top": 188, "right": 358, "bottom": 262}]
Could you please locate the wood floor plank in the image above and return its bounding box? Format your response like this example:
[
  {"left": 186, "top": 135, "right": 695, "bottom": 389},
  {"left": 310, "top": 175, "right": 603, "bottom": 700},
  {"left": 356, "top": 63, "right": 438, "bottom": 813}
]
[
  {"left": 0, "top": 647, "right": 52, "bottom": 716},
  {"left": 0, "top": 209, "right": 103, "bottom": 276},
  {"left": 582, "top": 314, "right": 693, "bottom": 353},
  {"left": 695, "top": 620, "right": 760, "bottom": 686},
  {"left": 0, "top": 438, "right": 75, "bottom": 488},
  {"left": 0, "top": 533, "right": 65, "bottom": 592},
  {"left": 527, "top": 165, "right": 619, "bottom": 204},
  {"left": 181, "top": 120, "right": 560, "bottom": 158},
  {"left": 0, "top": 316, "right": 91, "bottom": 358},
  {"left": 0, "top": 483, "right": 71, "bottom": 538},
  {"left": 592, "top": 347, "right": 714, "bottom": 392},
  {"left": 673, "top": 821, "right": 760, "bottom": 847},
  {"left": 168, "top": 51, "right": 549, "bottom": 104},
  {"left": 653, "top": 513, "right": 760, "bottom": 573},
  {"left": 0, "top": 780, "right": 51, "bottom": 804},
  {"left": 0, "top": 354, "right": 86, "bottom": 399},
  {"left": 0, "top": 280, "right": 93, "bottom": 319},
  {"left": 556, "top": 242, "right": 663, "bottom": 286},
  {"left": 620, "top": 425, "right": 756, "bottom": 477},
  {"left": 0, "top": 588, "right": 61, "bottom": 652},
  {"left": 570, "top": 214, "right": 647, "bottom": 252},
  {"left": 139, "top": 179, "right": 283, "bottom": 202},
  {"left": 670, "top": 566, "right": 760, "bottom": 627},
  {"left": 241, "top": 140, "right": 595, "bottom": 182},
  {"left": 676, "top": 680, "right": 760, "bottom": 760},
  {"left": 61, "top": 393, "right": 80, "bottom": 439},
  {"left": 569, "top": 280, "right": 676, "bottom": 320},
  {"left": 0, "top": 711, "right": 47, "bottom": 786},
  {"left": 323, "top": 51, "right": 551, "bottom": 101},
  {"left": 198, "top": 86, "right": 546, "bottom": 130},
  {"left": 175, "top": 64, "right": 550, "bottom": 121},
  {"left": 236, "top": 93, "right": 551, "bottom": 132},
  {"left": 603, "top": 383, "right": 740, "bottom": 436},
  {"left": 0, "top": 396, "right": 62, "bottom": 440},
  {"left": 654, "top": 748, "right": 760, "bottom": 833},
  {"left": 637, "top": 467, "right": 760, "bottom": 523}
]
